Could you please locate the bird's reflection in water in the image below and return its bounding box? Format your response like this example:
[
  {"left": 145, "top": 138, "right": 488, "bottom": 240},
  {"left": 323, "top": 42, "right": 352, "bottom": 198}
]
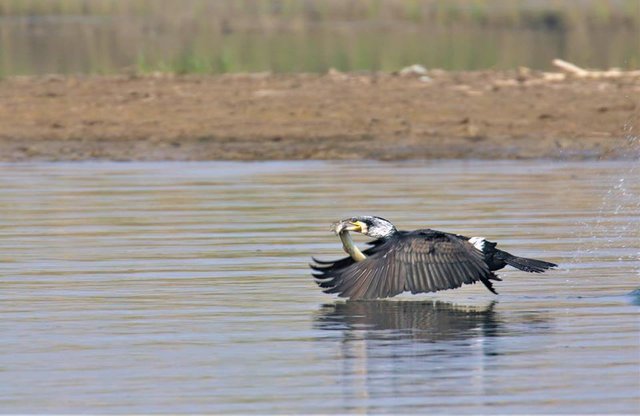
[
  {"left": 316, "top": 300, "right": 502, "bottom": 344},
  {"left": 314, "top": 300, "right": 551, "bottom": 411}
]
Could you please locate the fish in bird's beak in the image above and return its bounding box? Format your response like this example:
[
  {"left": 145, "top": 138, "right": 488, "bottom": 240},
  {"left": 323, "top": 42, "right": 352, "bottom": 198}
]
[{"left": 330, "top": 219, "right": 364, "bottom": 235}]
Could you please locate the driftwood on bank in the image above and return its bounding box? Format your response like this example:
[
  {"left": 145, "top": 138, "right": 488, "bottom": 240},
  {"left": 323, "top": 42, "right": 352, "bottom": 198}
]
[
  {"left": 490, "top": 59, "right": 640, "bottom": 88},
  {"left": 552, "top": 59, "right": 640, "bottom": 78}
]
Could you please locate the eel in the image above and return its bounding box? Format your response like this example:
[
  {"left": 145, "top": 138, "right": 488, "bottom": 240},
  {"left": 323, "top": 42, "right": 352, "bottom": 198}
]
[{"left": 331, "top": 221, "right": 366, "bottom": 262}]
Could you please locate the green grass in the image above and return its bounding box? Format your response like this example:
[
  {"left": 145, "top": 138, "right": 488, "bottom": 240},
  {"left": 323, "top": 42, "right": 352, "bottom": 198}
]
[
  {"left": 0, "top": 0, "right": 638, "bottom": 76},
  {"left": 1, "top": 0, "right": 637, "bottom": 28}
]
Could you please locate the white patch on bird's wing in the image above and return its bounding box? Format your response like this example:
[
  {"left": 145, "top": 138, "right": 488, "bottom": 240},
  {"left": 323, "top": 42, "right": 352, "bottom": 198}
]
[{"left": 469, "top": 236, "right": 486, "bottom": 251}]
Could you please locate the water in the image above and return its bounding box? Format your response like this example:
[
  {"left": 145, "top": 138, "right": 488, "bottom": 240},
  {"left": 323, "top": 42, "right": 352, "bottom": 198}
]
[
  {"left": 1, "top": 1, "right": 638, "bottom": 76},
  {"left": 0, "top": 160, "right": 638, "bottom": 414}
]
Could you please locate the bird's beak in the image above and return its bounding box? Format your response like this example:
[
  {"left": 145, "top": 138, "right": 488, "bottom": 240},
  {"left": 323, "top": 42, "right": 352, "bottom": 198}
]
[{"left": 330, "top": 220, "right": 363, "bottom": 235}]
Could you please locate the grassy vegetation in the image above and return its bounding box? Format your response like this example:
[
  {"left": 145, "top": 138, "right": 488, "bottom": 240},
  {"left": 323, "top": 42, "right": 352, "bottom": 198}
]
[
  {"left": 1, "top": 0, "right": 637, "bottom": 27},
  {"left": 0, "top": 0, "right": 637, "bottom": 75}
]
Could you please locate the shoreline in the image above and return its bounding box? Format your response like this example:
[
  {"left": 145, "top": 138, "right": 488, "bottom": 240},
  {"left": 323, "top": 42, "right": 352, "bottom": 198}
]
[{"left": 1, "top": 70, "right": 638, "bottom": 161}]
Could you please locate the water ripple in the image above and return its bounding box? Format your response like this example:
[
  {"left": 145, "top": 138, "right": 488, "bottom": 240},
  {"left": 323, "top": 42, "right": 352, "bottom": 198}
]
[{"left": 0, "top": 160, "right": 638, "bottom": 413}]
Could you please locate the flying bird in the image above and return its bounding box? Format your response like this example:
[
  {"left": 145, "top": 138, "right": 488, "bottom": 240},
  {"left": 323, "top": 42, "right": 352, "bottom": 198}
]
[{"left": 310, "top": 216, "right": 557, "bottom": 299}]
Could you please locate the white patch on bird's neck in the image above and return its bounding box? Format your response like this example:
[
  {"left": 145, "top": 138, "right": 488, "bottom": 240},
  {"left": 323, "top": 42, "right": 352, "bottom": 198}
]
[
  {"left": 469, "top": 236, "right": 486, "bottom": 251},
  {"left": 367, "top": 220, "right": 397, "bottom": 239}
]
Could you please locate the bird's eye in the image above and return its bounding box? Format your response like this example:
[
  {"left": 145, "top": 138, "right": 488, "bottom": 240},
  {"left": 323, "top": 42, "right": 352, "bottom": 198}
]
[{"left": 350, "top": 217, "right": 357, "bottom": 222}]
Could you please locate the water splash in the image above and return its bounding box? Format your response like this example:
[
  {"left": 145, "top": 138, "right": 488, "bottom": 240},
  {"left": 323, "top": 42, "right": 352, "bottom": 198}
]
[
  {"left": 567, "top": 117, "right": 640, "bottom": 282},
  {"left": 591, "top": 125, "right": 640, "bottom": 272}
]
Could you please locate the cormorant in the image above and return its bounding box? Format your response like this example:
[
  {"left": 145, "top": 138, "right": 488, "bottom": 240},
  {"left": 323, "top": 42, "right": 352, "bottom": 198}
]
[{"left": 310, "top": 216, "right": 557, "bottom": 299}]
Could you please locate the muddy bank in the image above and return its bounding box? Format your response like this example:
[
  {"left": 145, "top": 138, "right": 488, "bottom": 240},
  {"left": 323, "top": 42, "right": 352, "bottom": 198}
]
[{"left": 0, "top": 70, "right": 638, "bottom": 161}]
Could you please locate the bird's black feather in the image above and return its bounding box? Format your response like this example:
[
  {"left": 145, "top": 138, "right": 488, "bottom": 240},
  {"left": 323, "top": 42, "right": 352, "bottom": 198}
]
[
  {"left": 311, "top": 224, "right": 557, "bottom": 299},
  {"left": 311, "top": 229, "right": 496, "bottom": 299}
]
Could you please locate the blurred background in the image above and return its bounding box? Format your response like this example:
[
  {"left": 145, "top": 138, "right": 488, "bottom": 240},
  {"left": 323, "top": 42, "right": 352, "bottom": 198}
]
[{"left": 1, "top": 0, "right": 638, "bottom": 77}]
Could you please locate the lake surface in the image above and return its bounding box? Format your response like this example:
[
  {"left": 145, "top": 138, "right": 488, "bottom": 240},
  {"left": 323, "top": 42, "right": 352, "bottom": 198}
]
[
  {"left": 0, "top": 160, "right": 638, "bottom": 414},
  {"left": 1, "top": 0, "right": 638, "bottom": 76}
]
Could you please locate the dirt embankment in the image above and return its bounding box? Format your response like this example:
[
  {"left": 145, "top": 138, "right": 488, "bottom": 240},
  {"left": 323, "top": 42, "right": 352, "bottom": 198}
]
[{"left": 0, "top": 69, "right": 638, "bottom": 161}]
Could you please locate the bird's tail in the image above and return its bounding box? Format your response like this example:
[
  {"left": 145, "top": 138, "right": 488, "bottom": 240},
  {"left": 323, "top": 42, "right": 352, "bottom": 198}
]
[{"left": 501, "top": 252, "right": 557, "bottom": 273}]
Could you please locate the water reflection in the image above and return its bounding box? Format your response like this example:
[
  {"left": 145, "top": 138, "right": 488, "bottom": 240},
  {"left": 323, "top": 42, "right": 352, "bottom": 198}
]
[
  {"left": 628, "top": 289, "right": 640, "bottom": 306},
  {"left": 316, "top": 300, "right": 502, "bottom": 343},
  {"left": 0, "top": 161, "right": 638, "bottom": 414},
  {"left": 1, "top": 2, "right": 637, "bottom": 75},
  {"left": 314, "top": 300, "right": 553, "bottom": 412}
]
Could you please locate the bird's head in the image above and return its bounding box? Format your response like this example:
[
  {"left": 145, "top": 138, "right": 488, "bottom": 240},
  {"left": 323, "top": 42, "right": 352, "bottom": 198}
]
[{"left": 331, "top": 216, "right": 397, "bottom": 239}]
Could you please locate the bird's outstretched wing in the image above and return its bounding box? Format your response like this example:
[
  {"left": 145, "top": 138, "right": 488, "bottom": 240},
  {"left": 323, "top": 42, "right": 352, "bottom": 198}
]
[{"left": 311, "top": 230, "right": 500, "bottom": 299}]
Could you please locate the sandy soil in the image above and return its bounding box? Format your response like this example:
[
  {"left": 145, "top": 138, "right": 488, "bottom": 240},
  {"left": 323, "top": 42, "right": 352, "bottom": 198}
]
[{"left": 0, "top": 70, "right": 638, "bottom": 161}]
